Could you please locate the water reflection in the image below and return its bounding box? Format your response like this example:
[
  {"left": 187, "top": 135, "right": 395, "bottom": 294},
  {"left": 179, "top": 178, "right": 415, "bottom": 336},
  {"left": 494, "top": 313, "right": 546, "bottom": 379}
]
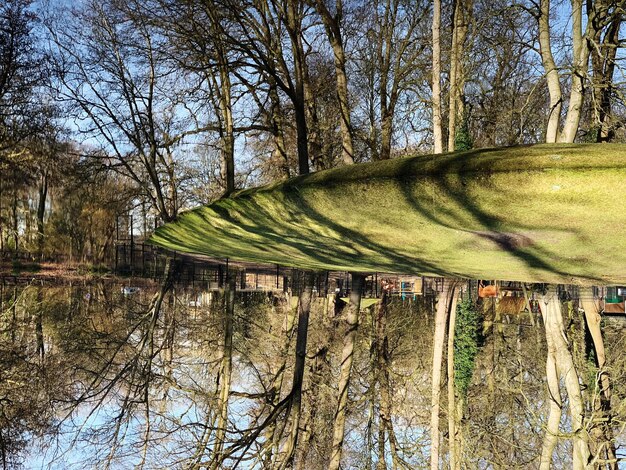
[{"left": 0, "top": 277, "right": 625, "bottom": 469}]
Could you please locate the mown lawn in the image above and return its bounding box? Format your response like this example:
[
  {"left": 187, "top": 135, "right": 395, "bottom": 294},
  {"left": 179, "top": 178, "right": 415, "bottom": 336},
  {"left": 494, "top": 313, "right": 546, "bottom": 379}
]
[{"left": 150, "top": 144, "right": 626, "bottom": 284}]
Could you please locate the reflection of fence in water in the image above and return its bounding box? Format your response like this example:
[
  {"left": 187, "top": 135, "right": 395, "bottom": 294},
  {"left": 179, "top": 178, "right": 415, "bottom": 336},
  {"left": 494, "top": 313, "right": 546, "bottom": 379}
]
[{"left": 109, "top": 245, "right": 626, "bottom": 317}]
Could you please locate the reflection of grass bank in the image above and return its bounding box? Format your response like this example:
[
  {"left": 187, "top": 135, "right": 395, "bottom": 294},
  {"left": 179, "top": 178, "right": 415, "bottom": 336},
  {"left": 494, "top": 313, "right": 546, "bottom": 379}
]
[
  {"left": 0, "top": 261, "right": 111, "bottom": 280},
  {"left": 151, "top": 144, "right": 626, "bottom": 284},
  {"left": 9, "top": 259, "right": 41, "bottom": 275}
]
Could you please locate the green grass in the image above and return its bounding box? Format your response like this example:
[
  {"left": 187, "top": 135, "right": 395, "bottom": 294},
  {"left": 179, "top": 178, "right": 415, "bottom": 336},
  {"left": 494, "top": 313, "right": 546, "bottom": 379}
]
[{"left": 150, "top": 144, "right": 626, "bottom": 284}]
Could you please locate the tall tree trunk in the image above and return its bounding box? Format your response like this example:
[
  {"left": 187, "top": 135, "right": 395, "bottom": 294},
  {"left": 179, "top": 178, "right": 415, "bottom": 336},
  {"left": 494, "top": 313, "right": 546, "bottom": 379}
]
[
  {"left": 539, "top": 340, "right": 561, "bottom": 470},
  {"left": 312, "top": 0, "right": 355, "bottom": 165},
  {"left": 380, "top": 111, "right": 393, "bottom": 160},
  {"left": 333, "top": 41, "right": 354, "bottom": 165},
  {"left": 285, "top": 0, "right": 310, "bottom": 176},
  {"left": 376, "top": 289, "right": 403, "bottom": 469},
  {"left": 202, "top": 1, "right": 236, "bottom": 196},
  {"left": 560, "top": 0, "right": 591, "bottom": 143},
  {"left": 538, "top": 0, "right": 562, "bottom": 143},
  {"left": 11, "top": 176, "right": 18, "bottom": 254},
  {"left": 448, "top": 0, "right": 471, "bottom": 152},
  {"left": 268, "top": 78, "right": 291, "bottom": 178},
  {"left": 430, "top": 279, "right": 459, "bottom": 470},
  {"left": 329, "top": 273, "right": 365, "bottom": 470},
  {"left": 303, "top": 65, "right": 324, "bottom": 170},
  {"left": 265, "top": 293, "right": 298, "bottom": 466},
  {"left": 448, "top": 1, "right": 460, "bottom": 153},
  {"left": 36, "top": 171, "right": 48, "bottom": 259},
  {"left": 591, "top": 3, "right": 620, "bottom": 143},
  {"left": 295, "top": 288, "right": 338, "bottom": 470},
  {"left": 432, "top": 0, "right": 444, "bottom": 153},
  {"left": 219, "top": 63, "right": 236, "bottom": 196}
]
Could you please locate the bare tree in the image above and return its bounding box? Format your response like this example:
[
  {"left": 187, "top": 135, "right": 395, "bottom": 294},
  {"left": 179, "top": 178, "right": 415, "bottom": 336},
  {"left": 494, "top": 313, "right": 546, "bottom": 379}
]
[
  {"left": 351, "top": 0, "right": 429, "bottom": 160},
  {"left": 589, "top": 0, "right": 622, "bottom": 142},
  {"left": 309, "top": 0, "right": 354, "bottom": 165},
  {"left": 47, "top": 0, "right": 195, "bottom": 221},
  {"left": 535, "top": 0, "right": 615, "bottom": 143}
]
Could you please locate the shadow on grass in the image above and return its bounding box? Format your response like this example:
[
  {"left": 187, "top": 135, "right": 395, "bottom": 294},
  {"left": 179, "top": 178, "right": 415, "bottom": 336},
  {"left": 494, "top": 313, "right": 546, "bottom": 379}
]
[{"left": 152, "top": 144, "right": 625, "bottom": 281}]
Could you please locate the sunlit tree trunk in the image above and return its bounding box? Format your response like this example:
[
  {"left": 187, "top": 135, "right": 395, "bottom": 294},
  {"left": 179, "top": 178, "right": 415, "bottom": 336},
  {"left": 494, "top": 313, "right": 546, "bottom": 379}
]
[
  {"left": 559, "top": 0, "right": 591, "bottom": 143},
  {"left": 432, "top": 0, "right": 443, "bottom": 153},
  {"left": 218, "top": 63, "right": 236, "bottom": 196},
  {"left": 538, "top": 0, "right": 562, "bottom": 143},
  {"left": 312, "top": 0, "right": 354, "bottom": 165},
  {"left": 447, "top": 0, "right": 471, "bottom": 152},
  {"left": 329, "top": 273, "right": 365, "bottom": 470}
]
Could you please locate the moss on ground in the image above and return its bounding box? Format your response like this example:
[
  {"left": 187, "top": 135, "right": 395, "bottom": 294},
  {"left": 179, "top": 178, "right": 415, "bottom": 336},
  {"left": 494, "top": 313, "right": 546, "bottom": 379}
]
[{"left": 150, "top": 144, "right": 626, "bottom": 284}]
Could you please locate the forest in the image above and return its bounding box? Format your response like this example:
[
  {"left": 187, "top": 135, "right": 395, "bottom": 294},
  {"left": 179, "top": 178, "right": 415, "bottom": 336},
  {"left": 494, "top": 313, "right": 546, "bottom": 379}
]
[{"left": 2, "top": 0, "right": 626, "bottom": 261}]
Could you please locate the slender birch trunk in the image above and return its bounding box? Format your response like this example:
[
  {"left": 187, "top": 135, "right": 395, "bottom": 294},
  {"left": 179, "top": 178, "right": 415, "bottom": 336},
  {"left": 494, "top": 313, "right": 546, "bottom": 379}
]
[{"left": 329, "top": 273, "right": 365, "bottom": 470}]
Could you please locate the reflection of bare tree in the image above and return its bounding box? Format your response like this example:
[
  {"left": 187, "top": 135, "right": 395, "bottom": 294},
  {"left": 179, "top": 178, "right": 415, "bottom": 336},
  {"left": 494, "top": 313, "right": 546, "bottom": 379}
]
[
  {"left": 0, "top": 284, "right": 68, "bottom": 469},
  {"left": 3, "top": 278, "right": 626, "bottom": 468},
  {"left": 580, "top": 288, "right": 617, "bottom": 468},
  {"left": 47, "top": 259, "right": 178, "bottom": 469},
  {"left": 539, "top": 288, "right": 589, "bottom": 469}
]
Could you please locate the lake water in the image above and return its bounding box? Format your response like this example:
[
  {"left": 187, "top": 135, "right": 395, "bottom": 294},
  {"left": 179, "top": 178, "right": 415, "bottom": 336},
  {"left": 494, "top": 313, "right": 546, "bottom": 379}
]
[{"left": 1, "top": 276, "right": 624, "bottom": 469}]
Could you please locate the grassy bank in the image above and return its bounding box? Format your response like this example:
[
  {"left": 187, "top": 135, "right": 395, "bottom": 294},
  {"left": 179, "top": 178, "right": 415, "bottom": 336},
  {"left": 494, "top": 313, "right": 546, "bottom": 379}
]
[{"left": 150, "top": 144, "right": 626, "bottom": 284}]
